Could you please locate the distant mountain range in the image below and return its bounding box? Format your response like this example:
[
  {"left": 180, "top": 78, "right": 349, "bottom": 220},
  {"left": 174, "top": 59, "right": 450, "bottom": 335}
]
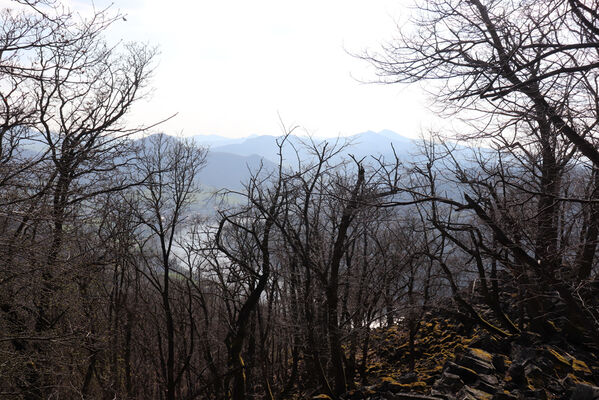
[
  {"left": 189, "top": 129, "right": 427, "bottom": 192},
  {"left": 21, "top": 129, "right": 467, "bottom": 212},
  {"left": 131, "top": 130, "right": 427, "bottom": 213},
  {"left": 24, "top": 129, "right": 448, "bottom": 209},
  {"left": 192, "top": 129, "right": 422, "bottom": 168},
  {"left": 186, "top": 130, "right": 477, "bottom": 212}
]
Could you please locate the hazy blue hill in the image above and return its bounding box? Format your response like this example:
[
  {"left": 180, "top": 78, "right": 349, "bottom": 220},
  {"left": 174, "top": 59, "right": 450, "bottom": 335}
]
[
  {"left": 210, "top": 135, "right": 291, "bottom": 162},
  {"left": 155, "top": 130, "right": 424, "bottom": 194},
  {"left": 190, "top": 134, "right": 255, "bottom": 148},
  {"left": 135, "top": 134, "right": 278, "bottom": 190},
  {"left": 198, "top": 151, "right": 277, "bottom": 191},
  {"left": 137, "top": 131, "right": 474, "bottom": 197},
  {"left": 345, "top": 130, "right": 420, "bottom": 161},
  {"left": 210, "top": 130, "right": 422, "bottom": 164}
]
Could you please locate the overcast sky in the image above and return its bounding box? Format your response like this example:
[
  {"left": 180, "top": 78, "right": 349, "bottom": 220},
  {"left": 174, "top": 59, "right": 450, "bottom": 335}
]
[{"left": 71, "top": 0, "right": 436, "bottom": 138}]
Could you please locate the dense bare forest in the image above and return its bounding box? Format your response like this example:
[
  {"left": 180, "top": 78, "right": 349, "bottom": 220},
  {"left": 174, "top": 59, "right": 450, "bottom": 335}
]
[{"left": 1, "top": 1, "right": 599, "bottom": 399}]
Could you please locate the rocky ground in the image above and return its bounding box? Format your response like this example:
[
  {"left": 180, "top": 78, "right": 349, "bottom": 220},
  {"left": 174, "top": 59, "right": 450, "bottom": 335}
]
[{"left": 328, "top": 313, "right": 599, "bottom": 400}]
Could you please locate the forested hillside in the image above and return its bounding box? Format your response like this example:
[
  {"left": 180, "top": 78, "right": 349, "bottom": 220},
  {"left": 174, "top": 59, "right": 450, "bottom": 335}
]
[{"left": 1, "top": 1, "right": 599, "bottom": 400}]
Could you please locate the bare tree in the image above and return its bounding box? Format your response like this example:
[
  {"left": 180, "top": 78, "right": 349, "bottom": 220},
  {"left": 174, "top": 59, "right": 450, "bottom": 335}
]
[
  {"left": 132, "top": 134, "right": 207, "bottom": 400},
  {"left": 363, "top": 0, "right": 599, "bottom": 165},
  {"left": 360, "top": 0, "right": 599, "bottom": 351},
  {"left": 0, "top": 2, "right": 157, "bottom": 397}
]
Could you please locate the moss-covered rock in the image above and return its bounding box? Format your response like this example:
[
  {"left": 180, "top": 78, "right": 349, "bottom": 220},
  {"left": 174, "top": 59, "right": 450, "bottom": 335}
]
[{"left": 346, "top": 309, "right": 598, "bottom": 400}]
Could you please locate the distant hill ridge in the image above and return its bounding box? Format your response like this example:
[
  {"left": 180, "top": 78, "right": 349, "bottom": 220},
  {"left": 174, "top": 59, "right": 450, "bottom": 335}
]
[
  {"left": 135, "top": 130, "right": 477, "bottom": 213},
  {"left": 192, "top": 129, "right": 422, "bottom": 166}
]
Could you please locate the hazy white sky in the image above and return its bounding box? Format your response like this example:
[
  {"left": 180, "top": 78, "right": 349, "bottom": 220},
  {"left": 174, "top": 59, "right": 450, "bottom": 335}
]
[{"left": 75, "top": 1, "right": 435, "bottom": 138}]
